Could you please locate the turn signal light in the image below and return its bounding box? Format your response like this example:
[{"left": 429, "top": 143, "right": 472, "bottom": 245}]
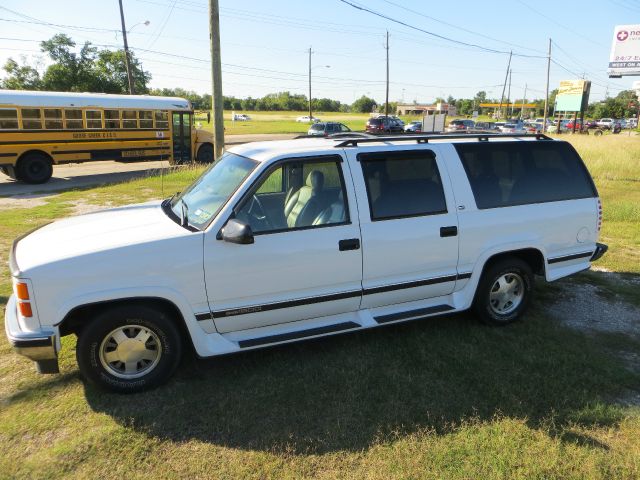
[
  {"left": 15, "top": 282, "right": 30, "bottom": 300},
  {"left": 18, "top": 302, "right": 33, "bottom": 318}
]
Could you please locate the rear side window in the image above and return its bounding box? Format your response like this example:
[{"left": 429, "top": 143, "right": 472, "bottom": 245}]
[
  {"left": 455, "top": 142, "right": 597, "bottom": 209},
  {"left": 360, "top": 150, "right": 447, "bottom": 220}
]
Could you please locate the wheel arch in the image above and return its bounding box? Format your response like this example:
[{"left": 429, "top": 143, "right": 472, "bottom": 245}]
[
  {"left": 17, "top": 149, "right": 54, "bottom": 165},
  {"left": 479, "top": 247, "right": 546, "bottom": 279},
  {"left": 58, "top": 296, "right": 196, "bottom": 354}
]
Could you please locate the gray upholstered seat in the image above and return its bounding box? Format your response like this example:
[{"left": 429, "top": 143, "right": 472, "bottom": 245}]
[{"left": 284, "top": 171, "right": 325, "bottom": 228}]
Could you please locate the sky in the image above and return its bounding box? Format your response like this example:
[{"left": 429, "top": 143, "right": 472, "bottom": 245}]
[{"left": 0, "top": 0, "right": 638, "bottom": 105}]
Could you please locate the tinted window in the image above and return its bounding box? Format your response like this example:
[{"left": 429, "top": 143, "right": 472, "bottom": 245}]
[
  {"left": 310, "top": 124, "right": 324, "bottom": 131},
  {"left": 360, "top": 151, "right": 447, "bottom": 220},
  {"left": 105, "top": 110, "right": 120, "bottom": 129},
  {"left": 369, "top": 119, "right": 382, "bottom": 125},
  {"left": 455, "top": 142, "right": 597, "bottom": 209}
]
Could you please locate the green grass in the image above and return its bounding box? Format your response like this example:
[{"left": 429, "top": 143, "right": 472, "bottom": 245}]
[{"left": 0, "top": 134, "right": 639, "bottom": 478}]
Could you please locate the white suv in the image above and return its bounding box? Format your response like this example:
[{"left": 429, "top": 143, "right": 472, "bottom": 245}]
[{"left": 5, "top": 133, "right": 607, "bottom": 392}]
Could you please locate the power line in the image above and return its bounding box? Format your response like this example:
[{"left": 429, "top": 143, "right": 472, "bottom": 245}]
[
  {"left": 378, "top": 0, "right": 546, "bottom": 55},
  {"left": 337, "top": 0, "right": 547, "bottom": 58},
  {"left": 146, "top": 0, "right": 178, "bottom": 49}
]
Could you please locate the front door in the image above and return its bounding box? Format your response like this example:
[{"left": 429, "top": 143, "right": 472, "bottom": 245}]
[
  {"left": 172, "top": 112, "right": 192, "bottom": 163},
  {"left": 203, "top": 154, "right": 363, "bottom": 333}
]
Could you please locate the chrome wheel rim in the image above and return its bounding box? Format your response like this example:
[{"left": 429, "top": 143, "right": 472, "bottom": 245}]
[
  {"left": 99, "top": 325, "right": 162, "bottom": 379},
  {"left": 489, "top": 273, "right": 524, "bottom": 315}
]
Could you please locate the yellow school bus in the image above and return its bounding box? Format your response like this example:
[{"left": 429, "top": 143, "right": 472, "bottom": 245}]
[{"left": 0, "top": 90, "right": 214, "bottom": 184}]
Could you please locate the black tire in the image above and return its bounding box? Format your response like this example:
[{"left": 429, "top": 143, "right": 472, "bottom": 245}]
[
  {"left": 76, "top": 305, "right": 183, "bottom": 393},
  {"left": 16, "top": 152, "right": 53, "bottom": 184},
  {"left": 593, "top": 129, "right": 603, "bottom": 137},
  {"left": 196, "top": 143, "right": 214, "bottom": 164},
  {"left": 472, "top": 257, "right": 533, "bottom": 326}
]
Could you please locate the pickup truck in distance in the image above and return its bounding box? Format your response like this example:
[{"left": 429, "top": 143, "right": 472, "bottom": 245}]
[{"left": 5, "top": 133, "right": 607, "bottom": 392}]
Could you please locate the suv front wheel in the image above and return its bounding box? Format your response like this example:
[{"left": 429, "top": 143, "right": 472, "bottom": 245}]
[
  {"left": 473, "top": 257, "right": 533, "bottom": 326},
  {"left": 76, "top": 305, "right": 183, "bottom": 393}
]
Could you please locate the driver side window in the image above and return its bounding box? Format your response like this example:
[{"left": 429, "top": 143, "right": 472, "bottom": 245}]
[{"left": 236, "top": 158, "right": 349, "bottom": 234}]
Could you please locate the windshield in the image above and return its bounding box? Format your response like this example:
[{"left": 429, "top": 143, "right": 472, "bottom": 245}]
[
  {"left": 169, "top": 152, "right": 257, "bottom": 229},
  {"left": 310, "top": 124, "right": 324, "bottom": 131}
]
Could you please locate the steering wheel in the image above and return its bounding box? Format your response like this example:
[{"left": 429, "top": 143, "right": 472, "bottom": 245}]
[{"left": 246, "top": 194, "right": 272, "bottom": 230}]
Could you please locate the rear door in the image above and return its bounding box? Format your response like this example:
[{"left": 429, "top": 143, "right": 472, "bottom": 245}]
[
  {"left": 346, "top": 146, "right": 460, "bottom": 309},
  {"left": 172, "top": 112, "right": 192, "bottom": 163}
]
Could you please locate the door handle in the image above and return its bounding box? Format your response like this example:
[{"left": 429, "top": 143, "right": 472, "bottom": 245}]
[
  {"left": 339, "top": 238, "right": 360, "bottom": 251},
  {"left": 440, "top": 226, "right": 458, "bottom": 237}
]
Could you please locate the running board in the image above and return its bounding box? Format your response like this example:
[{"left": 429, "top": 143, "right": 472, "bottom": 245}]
[
  {"left": 238, "top": 321, "right": 360, "bottom": 348},
  {"left": 374, "top": 304, "right": 454, "bottom": 324}
]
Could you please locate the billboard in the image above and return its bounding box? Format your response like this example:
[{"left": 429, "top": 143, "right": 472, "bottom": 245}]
[
  {"left": 608, "top": 24, "right": 640, "bottom": 77},
  {"left": 555, "top": 80, "right": 591, "bottom": 112}
]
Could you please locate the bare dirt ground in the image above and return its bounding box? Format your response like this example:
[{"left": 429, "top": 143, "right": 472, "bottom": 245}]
[{"left": 550, "top": 272, "right": 640, "bottom": 405}]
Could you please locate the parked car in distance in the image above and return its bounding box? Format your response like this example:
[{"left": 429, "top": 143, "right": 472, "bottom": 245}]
[
  {"left": 307, "top": 122, "right": 351, "bottom": 136},
  {"left": 5, "top": 134, "right": 607, "bottom": 393},
  {"left": 404, "top": 121, "right": 422, "bottom": 132},
  {"left": 626, "top": 117, "right": 638, "bottom": 128},
  {"left": 366, "top": 116, "right": 404, "bottom": 134},
  {"left": 499, "top": 121, "right": 526, "bottom": 134},
  {"left": 469, "top": 122, "right": 499, "bottom": 132},
  {"left": 596, "top": 118, "right": 615, "bottom": 129},
  {"left": 232, "top": 113, "right": 251, "bottom": 121},
  {"left": 446, "top": 119, "right": 475, "bottom": 132},
  {"left": 564, "top": 120, "right": 583, "bottom": 131},
  {"left": 524, "top": 122, "right": 544, "bottom": 133},
  {"left": 296, "top": 115, "right": 321, "bottom": 123}
]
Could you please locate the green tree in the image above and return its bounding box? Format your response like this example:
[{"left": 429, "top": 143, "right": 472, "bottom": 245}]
[
  {"left": 1, "top": 34, "right": 150, "bottom": 93},
  {"left": 351, "top": 95, "right": 377, "bottom": 113},
  {"left": 1, "top": 58, "right": 41, "bottom": 90},
  {"left": 95, "top": 50, "right": 151, "bottom": 94}
]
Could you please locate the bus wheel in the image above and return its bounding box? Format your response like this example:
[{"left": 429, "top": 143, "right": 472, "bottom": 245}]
[
  {"left": 16, "top": 152, "right": 53, "bottom": 184},
  {"left": 196, "top": 143, "right": 214, "bottom": 164}
]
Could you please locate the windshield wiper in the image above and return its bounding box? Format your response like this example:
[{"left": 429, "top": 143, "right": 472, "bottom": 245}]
[{"left": 179, "top": 198, "right": 190, "bottom": 228}]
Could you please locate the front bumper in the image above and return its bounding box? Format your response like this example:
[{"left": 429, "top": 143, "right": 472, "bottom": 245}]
[{"left": 4, "top": 295, "right": 59, "bottom": 374}]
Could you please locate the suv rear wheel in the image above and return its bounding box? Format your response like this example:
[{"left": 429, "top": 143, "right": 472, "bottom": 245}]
[
  {"left": 76, "top": 305, "right": 182, "bottom": 393},
  {"left": 473, "top": 257, "right": 533, "bottom": 326}
]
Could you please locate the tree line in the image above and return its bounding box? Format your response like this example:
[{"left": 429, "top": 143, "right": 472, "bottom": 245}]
[{"left": 1, "top": 35, "right": 637, "bottom": 119}]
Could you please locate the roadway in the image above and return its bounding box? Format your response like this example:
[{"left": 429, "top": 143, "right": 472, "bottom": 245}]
[{"left": 0, "top": 133, "right": 297, "bottom": 197}]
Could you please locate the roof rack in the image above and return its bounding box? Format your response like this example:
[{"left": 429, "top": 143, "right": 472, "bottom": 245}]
[{"left": 334, "top": 133, "right": 551, "bottom": 148}]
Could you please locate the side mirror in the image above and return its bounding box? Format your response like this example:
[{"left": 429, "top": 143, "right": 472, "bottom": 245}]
[{"left": 221, "top": 219, "right": 254, "bottom": 244}]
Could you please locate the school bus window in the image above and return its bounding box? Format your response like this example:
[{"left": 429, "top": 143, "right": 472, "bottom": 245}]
[
  {"left": 105, "top": 110, "right": 121, "bottom": 129},
  {"left": 44, "top": 109, "right": 63, "bottom": 129},
  {"left": 154, "top": 111, "right": 168, "bottom": 129},
  {"left": 64, "top": 109, "right": 83, "bottom": 129},
  {"left": 139, "top": 110, "right": 153, "bottom": 128},
  {"left": 21, "top": 108, "right": 43, "bottom": 129},
  {"left": 122, "top": 110, "right": 137, "bottom": 128},
  {"left": 0, "top": 109, "right": 19, "bottom": 129},
  {"left": 86, "top": 110, "right": 103, "bottom": 129}
]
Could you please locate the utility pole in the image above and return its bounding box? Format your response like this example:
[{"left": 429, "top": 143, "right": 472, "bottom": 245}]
[
  {"left": 209, "top": 0, "right": 224, "bottom": 158},
  {"left": 506, "top": 69, "right": 512, "bottom": 118},
  {"left": 543, "top": 38, "right": 551, "bottom": 128},
  {"left": 385, "top": 30, "right": 389, "bottom": 117},
  {"left": 118, "top": 0, "right": 135, "bottom": 94},
  {"left": 308, "top": 47, "right": 312, "bottom": 121},
  {"left": 498, "top": 50, "right": 512, "bottom": 120},
  {"left": 521, "top": 83, "right": 527, "bottom": 119}
]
